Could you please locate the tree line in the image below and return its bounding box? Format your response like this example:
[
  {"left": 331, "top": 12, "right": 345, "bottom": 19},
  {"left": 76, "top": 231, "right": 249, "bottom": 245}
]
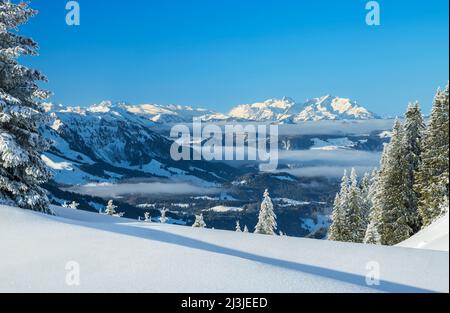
[{"left": 329, "top": 86, "right": 449, "bottom": 246}]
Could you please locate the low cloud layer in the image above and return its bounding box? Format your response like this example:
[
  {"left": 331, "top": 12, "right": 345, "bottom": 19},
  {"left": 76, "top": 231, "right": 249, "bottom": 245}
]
[
  {"left": 66, "top": 182, "right": 221, "bottom": 198},
  {"left": 274, "top": 149, "right": 381, "bottom": 178},
  {"left": 279, "top": 166, "right": 378, "bottom": 178},
  {"left": 277, "top": 149, "right": 382, "bottom": 166}
]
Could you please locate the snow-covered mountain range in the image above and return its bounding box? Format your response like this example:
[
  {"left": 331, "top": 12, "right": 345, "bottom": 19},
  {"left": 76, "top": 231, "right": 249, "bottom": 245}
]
[
  {"left": 282, "top": 95, "right": 378, "bottom": 122},
  {"left": 42, "top": 102, "right": 243, "bottom": 186},
  {"left": 39, "top": 99, "right": 389, "bottom": 235},
  {"left": 52, "top": 95, "right": 378, "bottom": 125},
  {"left": 219, "top": 96, "right": 378, "bottom": 123},
  {"left": 41, "top": 99, "right": 386, "bottom": 187},
  {"left": 226, "top": 97, "right": 297, "bottom": 122}
]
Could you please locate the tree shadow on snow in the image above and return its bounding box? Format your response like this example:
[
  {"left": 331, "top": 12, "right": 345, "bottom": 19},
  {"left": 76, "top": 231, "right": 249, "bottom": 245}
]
[{"left": 51, "top": 214, "right": 434, "bottom": 293}]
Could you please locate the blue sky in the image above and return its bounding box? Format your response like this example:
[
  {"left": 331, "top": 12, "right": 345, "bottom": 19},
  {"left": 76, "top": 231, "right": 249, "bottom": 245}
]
[{"left": 21, "top": 0, "right": 449, "bottom": 116}]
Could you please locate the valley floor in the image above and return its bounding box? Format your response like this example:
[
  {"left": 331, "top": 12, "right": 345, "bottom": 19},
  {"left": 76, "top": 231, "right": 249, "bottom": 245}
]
[{"left": 0, "top": 205, "right": 448, "bottom": 293}]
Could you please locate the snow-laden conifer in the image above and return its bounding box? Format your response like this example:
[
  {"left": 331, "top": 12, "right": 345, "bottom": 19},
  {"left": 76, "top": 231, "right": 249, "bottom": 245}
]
[
  {"left": 235, "top": 221, "right": 242, "bottom": 232},
  {"left": 364, "top": 218, "right": 382, "bottom": 245},
  {"left": 376, "top": 120, "right": 413, "bottom": 245},
  {"left": 192, "top": 213, "right": 206, "bottom": 228},
  {"left": 360, "top": 172, "right": 372, "bottom": 227},
  {"left": 416, "top": 85, "right": 449, "bottom": 226},
  {"left": 255, "top": 189, "right": 277, "bottom": 235},
  {"left": 0, "top": 1, "right": 52, "bottom": 212},
  {"left": 342, "top": 168, "right": 366, "bottom": 243},
  {"left": 403, "top": 102, "right": 425, "bottom": 231},
  {"left": 328, "top": 171, "right": 349, "bottom": 241},
  {"left": 104, "top": 200, "right": 117, "bottom": 216},
  {"left": 64, "top": 201, "right": 79, "bottom": 210},
  {"left": 364, "top": 170, "right": 382, "bottom": 245},
  {"left": 160, "top": 208, "right": 168, "bottom": 224}
]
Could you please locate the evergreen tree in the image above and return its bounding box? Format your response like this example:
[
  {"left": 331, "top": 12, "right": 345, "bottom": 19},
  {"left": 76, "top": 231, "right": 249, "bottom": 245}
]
[
  {"left": 416, "top": 85, "right": 449, "bottom": 226},
  {"left": 160, "top": 208, "right": 168, "bottom": 224},
  {"left": 0, "top": 1, "right": 52, "bottom": 212},
  {"left": 403, "top": 102, "right": 425, "bottom": 231},
  {"left": 104, "top": 200, "right": 117, "bottom": 216},
  {"left": 68, "top": 201, "right": 79, "bottom": 210},
  {"left": 343, "top": 168, "right": 366, "bottom": 243},
  {"left": 364, "top": 169, "right": 382, "bottom": 245},
  {"left": 255, "top": 189, "right": 277, "bottom": 235},
  {"left": 192, "top": 213, "right": 206, "bottom": 228},
  {"left": 328, "top": 171, "right": 349, "bottom": 241},
  {"left": 243, "top": 225, "right": 249, "bottom": 233},
  {"left": 235, "top": 221, "right": 242, "bottom": 232},
  {"left": 439, "top": 196, "right": 449, "bottom": 217},
  {"left": 364, "top": 219, "right": 382, "bottom": 245},
  {"left": 376, "top": 120, "right": 413, "bottom": 245},
  {"left": 360, "top": 171, "right": 372, "bottom": 229},
  {"left": 144, "top": 212, "right": 151, "bottom": 222}
]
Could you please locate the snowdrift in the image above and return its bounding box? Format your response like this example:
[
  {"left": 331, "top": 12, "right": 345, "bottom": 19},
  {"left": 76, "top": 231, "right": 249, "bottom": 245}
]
[
  {"left": 0, "top": 205, "right": 448, "bottom": 293},
  {"left": 398, "top": 213, "right": 449, "bottom": 252}
]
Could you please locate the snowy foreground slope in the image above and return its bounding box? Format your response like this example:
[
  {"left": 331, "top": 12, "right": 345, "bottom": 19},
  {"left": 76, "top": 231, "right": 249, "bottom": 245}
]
[
  {"left": 398, "top": 213, "right": 449, "bottom": 252},
  {"left": 0, "top": 205, "right": 448, "bottom": 293}
]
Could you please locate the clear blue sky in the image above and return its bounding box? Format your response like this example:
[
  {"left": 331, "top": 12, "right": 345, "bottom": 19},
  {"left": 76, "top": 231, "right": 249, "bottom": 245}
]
[{"left": 21, "top": 0, "right": 449, "bottom": 116}]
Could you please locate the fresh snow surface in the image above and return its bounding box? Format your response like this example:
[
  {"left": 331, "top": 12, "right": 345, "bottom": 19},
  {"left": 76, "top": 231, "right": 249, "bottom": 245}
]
[
  {"left": 0, "top": 205, "right": 448, "bottom": 293},
  {"left": 398, "top": 213, "right": 449, "bottom": 252}
]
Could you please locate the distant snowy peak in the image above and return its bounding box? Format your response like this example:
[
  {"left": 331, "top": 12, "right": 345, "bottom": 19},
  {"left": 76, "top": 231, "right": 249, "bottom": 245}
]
[
  {"left": 282, "top": 96, "right": 378, "bottom": 122},
  {"left": 87, "top": 100, "right": 114, "bottom": 113},
  {"left": 48, "top": 101, "right": 215, "bottom": 124},
  {"left": 227, "top": 97, "right": 296, "bottom": 121},
  {"left": 219, "top": 95, "right": 378, "bottom": 123},
  {"left": 125, "top": 103, "right": 213, "bottom": 123}
]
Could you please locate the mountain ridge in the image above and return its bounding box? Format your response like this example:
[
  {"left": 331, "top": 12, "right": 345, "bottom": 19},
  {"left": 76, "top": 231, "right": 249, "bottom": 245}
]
[{"left": 46, "top": 95, "right": 380, "bottom": 125}]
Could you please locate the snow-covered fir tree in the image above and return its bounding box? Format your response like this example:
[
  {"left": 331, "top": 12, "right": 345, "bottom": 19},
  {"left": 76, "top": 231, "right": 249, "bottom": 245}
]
[
  {"left": 255, "top": 189, "right": 277, "bottom": 235},
  {"left": 330, "top": 85, "right": 447, "bottom": 245},
  {"left": 359, "top": 171, "right": 372, "bottom": 230},
  {"left": 364, "top": 219, "right": 382, "bottom": 245},
  {"left": 375, "top": 120, "right": 414, "bottom": 245},
  {"left": 243, "top": 225, "right": 249, "bottom": 233},
  {"left": 144, "top": 212, "right": 151, "bottom": 222},
  {"left": 235, "top": 220, "right": 242, "bottom": 232},
  {"left": 0, "top": 1, "right": 52, "bottom": 213},
  {"left": 64, "top": 201, "right": 79, "bottom": 210},
  {"left": 104, "top": 200, "right": 117, "bottom": 216},
  {"left": 192, "top": 213, "right": 206, "bottom": 228},
  {"left": 416, "top": 85, "right": 449, "bottom": 226},
  {"left": 159, "top": 208, "right": 168, "bottom": 224},
  {"left": 364, "top": 169, "right": 382, "bottom": 245},
  {"left": 439, "top": 196, "right": 449, "bottom": 217},
  {"left": 328, "top": 171, "right": 349, "bottom": 241},
  {"left": 342, "top": 168, "right": 366, "bottom": 243},
  {"left": 403, "top": 102, "right": 425, "bottom": 231}
]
